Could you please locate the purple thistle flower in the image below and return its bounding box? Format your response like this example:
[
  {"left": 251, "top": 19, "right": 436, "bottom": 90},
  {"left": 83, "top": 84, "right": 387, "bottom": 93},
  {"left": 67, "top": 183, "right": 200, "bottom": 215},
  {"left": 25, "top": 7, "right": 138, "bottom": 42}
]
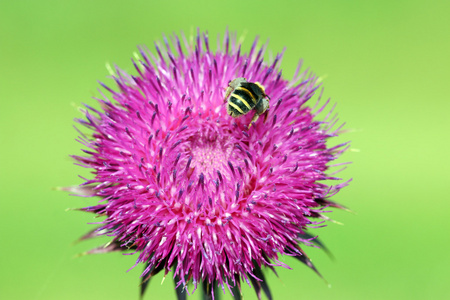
[{"left": 68, "top": 30, "right": 350, "bottom": 299}]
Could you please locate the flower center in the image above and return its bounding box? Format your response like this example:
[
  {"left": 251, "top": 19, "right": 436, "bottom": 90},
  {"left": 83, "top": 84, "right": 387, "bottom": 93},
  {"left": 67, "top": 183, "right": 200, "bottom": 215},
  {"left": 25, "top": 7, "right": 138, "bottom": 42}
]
[{"left": 189, "top": 130, "right": 232, "bottom": 180}]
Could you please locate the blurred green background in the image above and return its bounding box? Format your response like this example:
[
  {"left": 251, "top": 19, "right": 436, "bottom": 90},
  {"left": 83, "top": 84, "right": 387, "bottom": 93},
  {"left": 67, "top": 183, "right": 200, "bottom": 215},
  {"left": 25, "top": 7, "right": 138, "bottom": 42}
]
[{"left": 1, "top": 0, "right": 449, "bottom": 299}]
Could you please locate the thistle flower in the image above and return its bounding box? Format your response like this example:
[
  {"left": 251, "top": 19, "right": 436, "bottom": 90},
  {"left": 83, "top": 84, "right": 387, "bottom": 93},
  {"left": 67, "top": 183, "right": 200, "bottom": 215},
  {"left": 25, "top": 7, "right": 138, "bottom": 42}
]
[{"left": 69, "top": 30, "right": 350, "bottom": 299}]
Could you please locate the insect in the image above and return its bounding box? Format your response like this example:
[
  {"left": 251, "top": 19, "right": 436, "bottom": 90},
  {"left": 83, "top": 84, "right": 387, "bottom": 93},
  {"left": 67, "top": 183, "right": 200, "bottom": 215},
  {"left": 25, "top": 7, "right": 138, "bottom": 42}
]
[{"left": 224, "top": 77, "right": 270, "bottom": 127}]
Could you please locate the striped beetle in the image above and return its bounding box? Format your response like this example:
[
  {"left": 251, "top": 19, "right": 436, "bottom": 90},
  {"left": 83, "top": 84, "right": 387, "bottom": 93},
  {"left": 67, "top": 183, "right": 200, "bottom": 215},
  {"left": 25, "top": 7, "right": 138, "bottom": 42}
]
[{"left": 224, "top": 77, "right": 270, "bottom": 127}]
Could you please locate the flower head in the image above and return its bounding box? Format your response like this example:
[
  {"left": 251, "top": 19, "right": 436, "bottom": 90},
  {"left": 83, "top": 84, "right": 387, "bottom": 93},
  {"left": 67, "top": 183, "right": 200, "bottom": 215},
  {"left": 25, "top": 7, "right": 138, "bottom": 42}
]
[{"left": 70, "top": 30, "right": 350, "bottom": 299}]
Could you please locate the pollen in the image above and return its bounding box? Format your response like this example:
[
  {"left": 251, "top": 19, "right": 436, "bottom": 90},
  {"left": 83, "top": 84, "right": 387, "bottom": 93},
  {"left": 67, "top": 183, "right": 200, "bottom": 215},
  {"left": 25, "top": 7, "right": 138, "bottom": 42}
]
[{"left": 189, "top": 131, "right": 233, "bottom": 180}]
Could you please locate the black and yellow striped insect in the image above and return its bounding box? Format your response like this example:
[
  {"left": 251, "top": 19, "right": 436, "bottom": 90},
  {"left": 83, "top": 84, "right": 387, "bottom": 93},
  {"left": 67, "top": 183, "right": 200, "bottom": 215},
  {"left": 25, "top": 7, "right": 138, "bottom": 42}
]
[{"left": 224, "top": 77, "right": 270, "bottom": 127}]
